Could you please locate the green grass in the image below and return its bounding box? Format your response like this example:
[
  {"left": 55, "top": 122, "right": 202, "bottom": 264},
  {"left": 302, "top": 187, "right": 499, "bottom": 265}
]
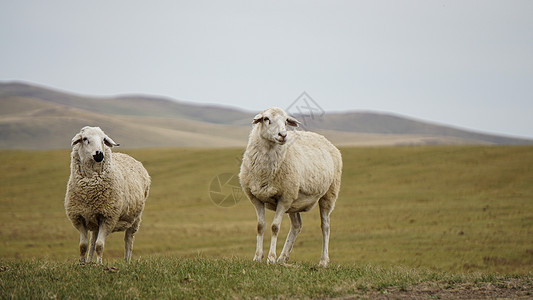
[
  {"left": 0, "top": 257, "right": 530, "bottom": 299},
  {"left": 0, "top": 146, "right": 532, "bottom": 297}
]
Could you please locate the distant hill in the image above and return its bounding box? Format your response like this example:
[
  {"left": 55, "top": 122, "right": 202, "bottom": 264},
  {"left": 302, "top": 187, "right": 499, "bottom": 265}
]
[
  {"left": 1, "top": 81, "right": 531, "bottom": 149},
  {"left": 303, "top": 112, "right": 530, "bottom": 145}
]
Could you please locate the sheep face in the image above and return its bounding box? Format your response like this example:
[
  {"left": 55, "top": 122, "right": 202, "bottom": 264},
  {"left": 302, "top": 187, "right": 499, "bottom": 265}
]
[
  {"left": 71, "top": 126, "right": 119, "bottom": 164},
  {"left": 253, "top": 107, "right": 300, "bottom": 145}
]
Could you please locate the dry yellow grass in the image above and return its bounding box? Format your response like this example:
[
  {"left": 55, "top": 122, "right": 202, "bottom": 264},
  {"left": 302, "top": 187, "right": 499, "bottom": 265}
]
[{"left": 0, "top": 146, "right": 531, "bottom": 274}]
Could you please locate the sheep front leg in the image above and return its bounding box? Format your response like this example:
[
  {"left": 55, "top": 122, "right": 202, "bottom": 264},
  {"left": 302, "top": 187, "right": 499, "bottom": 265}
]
[
  {"left": 95, "top": 222, "right": 112, "bottom": 264},
  {"left": 250, "top": 197, "right": 265, "bottom": 262},
  {"left": 277, "top": 212, "right": 302, "bottom": 263},
  {"left": 76, "top": 224, "right": 89, "bottom": 264},
  {"left": 267, "top": 203, "right": 287, "bottom": 265}
]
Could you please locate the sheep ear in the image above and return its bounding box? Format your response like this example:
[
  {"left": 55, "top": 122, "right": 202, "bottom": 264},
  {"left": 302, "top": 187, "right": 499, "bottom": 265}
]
[
  {"left": 287, "top": 116, "right": 300, "bottom": 127},
  {"left": 104, "top": 136, "right": 120, "bottom": 147},
  {"left": 71, "top": 133, "right": 82, "bottom": 147},
  {"left": 252, "top": 113, "right": 263, "bottom": 124}
]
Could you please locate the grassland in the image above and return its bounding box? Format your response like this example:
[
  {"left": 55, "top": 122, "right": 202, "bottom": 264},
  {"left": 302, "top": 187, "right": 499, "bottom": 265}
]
[
  {"left": 0, "top": 146, "right": 532, "bottom": 298},
  {"left": 1, "top": 257, "right": 531, "bottom": 299}
]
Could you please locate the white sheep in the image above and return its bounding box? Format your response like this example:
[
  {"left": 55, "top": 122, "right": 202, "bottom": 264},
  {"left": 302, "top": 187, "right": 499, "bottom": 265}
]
[
  {"left": 239, "top": 107, "right": 342, "bottom": 267},
  {"left": 64, "top": 126, "right": 150, "bottom": 264}
]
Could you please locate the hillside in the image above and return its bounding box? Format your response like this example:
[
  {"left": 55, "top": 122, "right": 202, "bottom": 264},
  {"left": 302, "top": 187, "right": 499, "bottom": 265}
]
[{"left": 1, "top": 81, "right": 531, "bottom": 149}]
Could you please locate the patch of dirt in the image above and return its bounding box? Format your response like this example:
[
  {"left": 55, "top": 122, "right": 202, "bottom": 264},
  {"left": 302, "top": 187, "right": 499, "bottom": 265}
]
[
  {"left": 346, "top": 277, "right": 533, "bottom": 299},
  {"left": 103, "top": 266, "right": 119, "bottom": 273}
]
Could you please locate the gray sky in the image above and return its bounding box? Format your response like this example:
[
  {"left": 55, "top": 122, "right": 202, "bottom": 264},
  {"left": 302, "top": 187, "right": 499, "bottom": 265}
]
[{"left": 1, "top": 0, "right": 532, "bottom": 138}]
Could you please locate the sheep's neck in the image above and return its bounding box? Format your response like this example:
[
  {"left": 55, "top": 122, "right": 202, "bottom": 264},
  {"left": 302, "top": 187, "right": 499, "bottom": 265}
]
[{"left": 249, "top": 136, "right": 287, "bottom": 180}]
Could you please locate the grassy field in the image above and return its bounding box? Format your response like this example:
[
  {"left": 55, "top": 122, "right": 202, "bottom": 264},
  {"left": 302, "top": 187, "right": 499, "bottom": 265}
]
[
  {"left": 1, "top": 257, "right": 531, "bottom": 299},
  {"left": 0, "top": 146, "right": 532, "bottom": 297}
]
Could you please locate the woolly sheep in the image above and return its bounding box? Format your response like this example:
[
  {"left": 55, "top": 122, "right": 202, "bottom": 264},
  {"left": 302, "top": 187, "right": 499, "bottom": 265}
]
[
  {"left": 239, "top": 107, "right": 342, "bottom": 267},
  {"left": 65, "top": 126, "right": 150, "bottom": 264}
]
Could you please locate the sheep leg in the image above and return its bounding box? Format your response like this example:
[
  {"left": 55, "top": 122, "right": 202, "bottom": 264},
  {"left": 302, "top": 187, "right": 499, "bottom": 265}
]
[
  {"left": 75, "top": 223, "right": 89, "bottom": 264},
  {"left": 123, "top": 230, "right": 134, "bottom": 262},
  {"left": 87, "top": 230, "right": 97, "bottom": 262},
  {"left": 267, "top": 203, "right": 287, "bottom": 265},
  {"left": 318, "top": 199, "right": 333, "bottom": 267},
  {"left": 277, "top": 212, "right": 302, "bottom": 263},
  {"left": 94, "top": 222, "right": 112, "bottom": 264},
  {"left": 124, "top": 222, "right": 139, "bottom": 263},
  {"left": 250, "top": 197, "right": 265, "bottom": 262}
]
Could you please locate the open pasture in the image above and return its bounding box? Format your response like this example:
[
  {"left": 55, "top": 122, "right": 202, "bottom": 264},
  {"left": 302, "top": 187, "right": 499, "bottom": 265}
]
[{"left": 0, "top": 146, "right": 532, "bottom": 274}]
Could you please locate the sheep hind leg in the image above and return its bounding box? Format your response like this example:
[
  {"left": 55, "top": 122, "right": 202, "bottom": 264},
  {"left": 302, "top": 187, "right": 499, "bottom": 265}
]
[
  {"left": 267, "top": 203, "right": 287, "bottom": 265},
  {"left": 277, "top": 212, "right": 302, "bottom": 263},
  {"left": 87, "top": 230, "right": 97, "bottom": 262},
  {"left": 124, "top": 222, "right": 139, "bottom": 263},
  {"left": 318, "top": 197, "right": 335, "bottom": 267}
]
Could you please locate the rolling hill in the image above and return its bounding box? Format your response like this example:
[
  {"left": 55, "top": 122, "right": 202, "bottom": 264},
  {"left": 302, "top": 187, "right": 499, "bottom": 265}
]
[{"left": 1, "top": 81, "right": 531, "bottom": 149}]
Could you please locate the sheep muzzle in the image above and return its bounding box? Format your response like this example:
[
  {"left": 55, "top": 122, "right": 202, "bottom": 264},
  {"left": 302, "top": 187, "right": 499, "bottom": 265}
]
[{"left": 93, "top": 151, "right": 104, "bottom": 162}]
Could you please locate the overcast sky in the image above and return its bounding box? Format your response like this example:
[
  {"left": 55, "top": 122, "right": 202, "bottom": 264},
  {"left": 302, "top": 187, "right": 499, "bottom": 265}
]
[{"left": 1, "top": 1, "right": 532, "bottom": 138}]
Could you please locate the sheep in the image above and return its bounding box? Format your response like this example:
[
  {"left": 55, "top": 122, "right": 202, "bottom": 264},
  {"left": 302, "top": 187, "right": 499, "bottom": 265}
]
[
  {"left": 239, "top": 107, "right": 342, "bottom": 267},
  {"left": 64, "top": 126, "right": 150, "bottom": 264}
]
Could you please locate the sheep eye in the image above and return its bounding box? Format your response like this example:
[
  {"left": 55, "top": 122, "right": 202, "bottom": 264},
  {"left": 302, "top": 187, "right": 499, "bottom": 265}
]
[
  {"left": 82, "top": 137, "right": 89, "bottom": 144},
  {"left": 263, "top": 117, "right": 270, "bottom": 124}
]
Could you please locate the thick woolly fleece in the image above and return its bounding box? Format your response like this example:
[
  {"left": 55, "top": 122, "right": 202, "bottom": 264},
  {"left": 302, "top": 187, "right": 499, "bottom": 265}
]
[{"left": 65, "top": 151, "right": 150, "bottom": 233}]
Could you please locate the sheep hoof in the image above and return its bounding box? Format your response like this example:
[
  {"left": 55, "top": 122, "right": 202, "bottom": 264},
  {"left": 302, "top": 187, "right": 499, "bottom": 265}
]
[
  {"left": 266, "top": 255, "right": 277, "bottom": 265},
  {"left": 276, "top": 255, "right": 288, "bottom": 263},
  {"left": 253, "top": 254, "right": 263, "bottom": 262},
  {"left": 318, "top": 259, "right": 329, "bottom": 268}
]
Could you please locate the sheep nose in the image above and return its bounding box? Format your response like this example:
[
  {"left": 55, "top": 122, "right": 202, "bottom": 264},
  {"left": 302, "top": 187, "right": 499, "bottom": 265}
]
[
  {"left": 278, "top": 131, "right": 287, "bottom": 138},
  {"left": 93, "top": 151, "right": 104, "bottom": 162}
]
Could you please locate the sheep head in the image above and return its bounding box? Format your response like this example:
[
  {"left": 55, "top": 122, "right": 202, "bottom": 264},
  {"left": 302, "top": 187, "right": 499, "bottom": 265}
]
[
  {"left": 252, "top": 107, "right": 300, "bottom": 145},
  {"left": 71, "top": 126, "right": 119, "bottom": 164}
]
